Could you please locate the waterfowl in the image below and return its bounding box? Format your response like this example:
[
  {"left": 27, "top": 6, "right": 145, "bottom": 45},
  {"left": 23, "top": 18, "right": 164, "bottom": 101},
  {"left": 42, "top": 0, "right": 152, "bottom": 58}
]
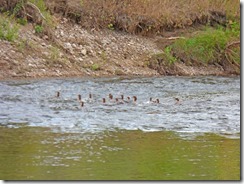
[
  {"left": 109, "top": 94, "right": 113, "bottom": 100},
  {"left": 133, "top": 96, "right": 137, "bottom": 102},
  {"left": 80, "top": 101, "right": 84, "bottom": 107},
  {"left": 102, "top": 98, "right": 106, "bottom": 103},
  {"left": 175, "top": 97, "right": 180, "bottom": 104},
  {"left": 56, "top": 91, "right": 60, "bottom": 98},
  {"left": 87, "top": 93, "right": 94, "bottom": 103},
  {"left": 77, "top": 94, "right": 81, "bottom": 101},
  {"left": 115, "top": 98, "right": 124, "bottom": 104},
  {"left": 150, "top": 98, "right": 160, "bottom": 104}
]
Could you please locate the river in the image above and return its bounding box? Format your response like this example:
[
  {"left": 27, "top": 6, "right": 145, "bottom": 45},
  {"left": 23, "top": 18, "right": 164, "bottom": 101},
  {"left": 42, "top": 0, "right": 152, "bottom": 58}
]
[{"left": 0, "top": 76, "right": 240, "bottom": 180}]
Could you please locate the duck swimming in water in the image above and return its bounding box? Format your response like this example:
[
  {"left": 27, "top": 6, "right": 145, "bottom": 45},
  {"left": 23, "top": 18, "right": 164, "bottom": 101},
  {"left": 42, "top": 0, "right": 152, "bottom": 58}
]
[
  {"left": 115, "top": 98, "right": 124, "bottom": 104},
  {"left": 80, "top": 101, "right": 84, "bottom": 107},
  {"left": 77, "top": 94, "right": 81, "bottom": 101},
  {"left": 175, "top": 97, "right": 180, "bottom": 105},
  {"left": 109, "top": 94, "right": 113, "bottom": 100},
  {"left": 56, "top": 91, "right": 60, "bottom": 98},
  {"left": 150, "top": 98, "right": 160, "bottom": 104}
]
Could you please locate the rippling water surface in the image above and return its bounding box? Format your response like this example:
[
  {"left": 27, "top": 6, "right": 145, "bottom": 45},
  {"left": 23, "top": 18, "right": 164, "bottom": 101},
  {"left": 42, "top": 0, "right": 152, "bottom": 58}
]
[
  {"left": 0, "top": 76, "right": 240, "bottom": 180},
  {"left": 0, "top": 76, "right": 240, "bottom": 137}
]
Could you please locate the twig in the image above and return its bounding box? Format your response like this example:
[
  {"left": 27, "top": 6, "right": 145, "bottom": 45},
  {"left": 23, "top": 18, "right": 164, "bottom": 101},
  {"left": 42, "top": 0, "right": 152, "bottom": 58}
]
[{"left": 26, "top": 2, "right": 46, "bottom": 21}]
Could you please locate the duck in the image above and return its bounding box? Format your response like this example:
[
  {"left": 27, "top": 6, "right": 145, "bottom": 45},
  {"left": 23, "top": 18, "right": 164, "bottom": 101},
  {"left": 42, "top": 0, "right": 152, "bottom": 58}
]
[
  {"left": 109, "top": 93, "right": 113, "bottom": 100},
  {"left": 115, "top": 98, "right": 124, "bottom": 105},
  {"left": 175, "top": 97, "right": 181, "bottom": 105},
  {"left": 56, "top": 91, "right": 60, "bottom": 98},
  {"left": 122, "top": 96, "right": 131, "bottom": 103},
  {"left": 77, "top": 94, "right": 82, "bottom": 101},
  {"left": 132, "top": 96, "right": 137, "bottom": 103},
  {"left": 150, "top": 98, "right": 160, "bottom": 104},
  {"left": 80, "top": 101, "right": 84, "bottom": 107},
  {"left": 87, "top": 93, "right": 94, "bottom": 103}
]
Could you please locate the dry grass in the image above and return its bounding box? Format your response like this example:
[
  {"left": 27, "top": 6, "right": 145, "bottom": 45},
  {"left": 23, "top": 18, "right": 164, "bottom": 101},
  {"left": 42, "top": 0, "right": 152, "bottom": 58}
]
[{"left": 46, "top": 0, "right": 240, "bottom": 35}]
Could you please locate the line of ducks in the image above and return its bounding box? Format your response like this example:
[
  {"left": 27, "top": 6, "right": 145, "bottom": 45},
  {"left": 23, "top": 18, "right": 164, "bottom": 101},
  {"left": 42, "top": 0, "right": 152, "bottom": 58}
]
[{"left": 56, "top": 91, "right": 181, "bottom": 107}]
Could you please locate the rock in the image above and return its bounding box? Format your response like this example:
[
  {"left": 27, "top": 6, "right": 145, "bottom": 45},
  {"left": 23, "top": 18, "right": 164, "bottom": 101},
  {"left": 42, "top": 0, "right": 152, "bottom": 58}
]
[
  {"left": 41, "top": 42, "right": 46, "bottom": 47},
  {"left": 70, "top": 49, "right": 74, "bottom": 55},
  {"left": 43, "top": 35, "right": 49, "bottom": 40},
  {"left": 60, "top": 30, "right": 64, "bottom": 37},
  {"left": 43, "top": 52, "right": 49, "bottom": 56},
  {"left": 80, "top": 48, "right": 87, "bottom": 56},
  {"left": 64, "top": 42, "right": 72, "bottom": 50}
]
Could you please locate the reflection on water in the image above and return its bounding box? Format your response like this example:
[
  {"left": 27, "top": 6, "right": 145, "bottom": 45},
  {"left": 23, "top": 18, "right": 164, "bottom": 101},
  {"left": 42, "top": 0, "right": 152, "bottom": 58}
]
[
  {"left": 0, "top": 127, "right": 240, "bottom": 180},
  {"left": 0, "top": 76, "right": 240, "bottom": 180}
]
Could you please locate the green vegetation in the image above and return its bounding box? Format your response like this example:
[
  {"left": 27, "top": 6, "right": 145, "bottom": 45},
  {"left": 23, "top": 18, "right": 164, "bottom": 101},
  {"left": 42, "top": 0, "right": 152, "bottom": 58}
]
[
  {"left": 171, "top": 22, "right": 240, "bottom": 65},
  {"left": 0, "top": 14, "right": 19, "bottom": 41},
  {"left": 28, "top": 0, "right": 54, "bottom": 27},
  {"left": 107, "top": 23, "right": 114, "bottom": 30},
  {"left": 34, "top": 25, "right": 44, "bottom": 34},
  {"left": 50, "top": 46, "right": 60, "bottom": 61},
  {"left": 163, "top": 46, "right": 177, "bottom": 65},
  {"left": 90, "top": 63, "right": 101, "bottom": 71},
  {"left": 16, "top": 18, "right": 28, "bottom": 25}
]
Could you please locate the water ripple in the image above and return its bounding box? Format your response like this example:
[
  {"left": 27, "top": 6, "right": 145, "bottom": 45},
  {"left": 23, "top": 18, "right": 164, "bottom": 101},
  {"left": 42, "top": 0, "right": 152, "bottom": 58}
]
[{"left": 0, "top": 76, "right": 240, "bottom": 138}]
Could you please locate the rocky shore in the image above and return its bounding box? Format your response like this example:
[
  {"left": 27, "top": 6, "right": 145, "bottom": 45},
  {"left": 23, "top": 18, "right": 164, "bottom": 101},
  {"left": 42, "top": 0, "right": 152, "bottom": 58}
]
[{"left": 0, "top": 17, "right": 239, "bottom": 80}]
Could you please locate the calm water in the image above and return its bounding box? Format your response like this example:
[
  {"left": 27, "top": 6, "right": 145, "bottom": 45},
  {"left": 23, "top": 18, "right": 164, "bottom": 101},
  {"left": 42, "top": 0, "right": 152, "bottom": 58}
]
[{"left": 0, "top": 76, "right": 240, "bottom": 180}]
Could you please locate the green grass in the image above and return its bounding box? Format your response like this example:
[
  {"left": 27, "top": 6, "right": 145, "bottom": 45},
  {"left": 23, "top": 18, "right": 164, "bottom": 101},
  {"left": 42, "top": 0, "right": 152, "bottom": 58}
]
[
  {"left": 163, "top": 46, "right": 177, "bottom": 64},
  {"left": 0, "top": 14, "right": 19, "bottom": 42},
  {"left": 34, "top": 25, "right": 44, "bottom": 34},
  {"left": 90, "top": 63, "right": 101, "bottom": 71},
  {"left": 171, "top": 23, "right": 240, "bottom": 64}
]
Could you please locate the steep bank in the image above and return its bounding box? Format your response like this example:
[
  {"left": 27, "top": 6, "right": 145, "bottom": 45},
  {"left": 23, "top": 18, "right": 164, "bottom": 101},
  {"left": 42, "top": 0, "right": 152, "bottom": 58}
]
[{"left": 0, "top": 0, "right": 240, "bottom": 80}]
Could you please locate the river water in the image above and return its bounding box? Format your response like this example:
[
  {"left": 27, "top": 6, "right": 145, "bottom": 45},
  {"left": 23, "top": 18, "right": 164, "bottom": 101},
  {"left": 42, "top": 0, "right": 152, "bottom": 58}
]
[{"left": 0, "top": 76, "right": 240, "bottom": 180}]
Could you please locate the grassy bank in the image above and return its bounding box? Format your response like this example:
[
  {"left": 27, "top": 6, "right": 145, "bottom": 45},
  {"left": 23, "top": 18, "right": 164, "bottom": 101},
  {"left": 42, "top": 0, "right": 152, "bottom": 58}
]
[
  {"left": 29, "top": 0, "right": 242, "bottom": 72},
  {"left": 172, "top": 23, "right": 240, "bottom": 64},
  {"left": 0, "top": 14, "right": 19, "bottom": 41},
  {"left": 46, "top": 0, "right": 239, "bottom": 35},
  {"left": 148, "top": 21, "right": 240, "bottom": 75}
]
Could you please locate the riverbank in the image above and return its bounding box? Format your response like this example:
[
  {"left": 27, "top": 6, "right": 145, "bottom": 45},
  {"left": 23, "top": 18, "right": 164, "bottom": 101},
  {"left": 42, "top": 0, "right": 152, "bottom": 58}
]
[{"left": 0, "top": 0, "right": 240, "bottom": 80}]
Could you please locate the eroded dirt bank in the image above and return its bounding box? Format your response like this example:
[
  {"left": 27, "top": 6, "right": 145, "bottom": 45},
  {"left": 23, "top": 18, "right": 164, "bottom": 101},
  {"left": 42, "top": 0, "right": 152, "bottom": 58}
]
[{"left": 0, "top": 17, "right": 239, "bottom": 80}]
